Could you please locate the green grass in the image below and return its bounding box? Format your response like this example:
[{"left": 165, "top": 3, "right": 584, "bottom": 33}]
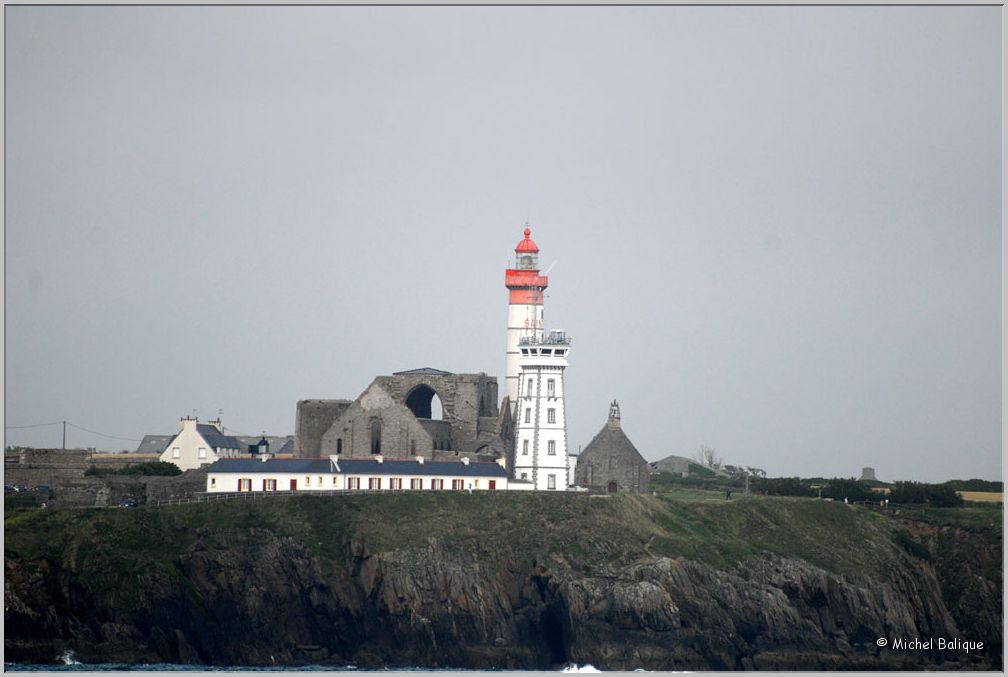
[{"left": 5, "top": 487, "right": 953, "bottom": 591}]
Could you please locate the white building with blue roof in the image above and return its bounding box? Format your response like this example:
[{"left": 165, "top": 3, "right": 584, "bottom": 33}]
[{"left": 205, "top": 455, "right": 522, "bottom": 493}]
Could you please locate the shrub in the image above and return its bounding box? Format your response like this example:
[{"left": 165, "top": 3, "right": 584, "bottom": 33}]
[
  {"left": 84, "top": 461, "right": 181, "bottom": 477},
  {"left": 893, "top": 529, "right": 931, "bottom": 561},
  {"left": 888, "top": 481, "right": 963, "bottom": 507}
]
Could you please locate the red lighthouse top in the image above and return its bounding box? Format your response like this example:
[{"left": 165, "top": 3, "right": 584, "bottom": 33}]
[{"left": 515, "top": 227, "right": 539, "bottom": 254}]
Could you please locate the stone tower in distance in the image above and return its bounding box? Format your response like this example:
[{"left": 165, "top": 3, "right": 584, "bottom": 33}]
[{"left": 504, "top": 226, "right": 549, "bottom": 406}]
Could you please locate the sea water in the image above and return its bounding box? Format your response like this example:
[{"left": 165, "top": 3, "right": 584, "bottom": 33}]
[{"left": 4, "top": 664, "right": 603, "bottom": 673}]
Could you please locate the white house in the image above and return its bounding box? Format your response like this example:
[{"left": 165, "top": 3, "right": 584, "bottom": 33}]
[
  {"left": 205, "top": 455, "right": 512, "bottom": 493},
  {"left": 160, "top": 417, "right": 244, "bottom": 471}
]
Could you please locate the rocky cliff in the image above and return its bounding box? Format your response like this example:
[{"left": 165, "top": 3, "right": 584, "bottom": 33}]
[{"left": 4, "top": 491, "right": 1001, "bottom": 669}]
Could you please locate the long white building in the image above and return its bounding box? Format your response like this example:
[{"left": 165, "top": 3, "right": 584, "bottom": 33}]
[{"left": 205, "top": 456, "right": 519, "bottom": 493}]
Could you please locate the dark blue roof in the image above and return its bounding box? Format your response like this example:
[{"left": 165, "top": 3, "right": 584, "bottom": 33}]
[
  {"left": 207, "top": 457, "right": 507, "bottom": 478},
  {"left": 336, "top": 459, "right": 507, "bottom": 478},
  {"left": 207, "top": 458, "right": 332, "bottom": 473},
  {"left": 196, "top": 424, "right": 242, "bottom": 450},
  {"left": 392, "top": 367, "right": 453, "bottom": 376}
]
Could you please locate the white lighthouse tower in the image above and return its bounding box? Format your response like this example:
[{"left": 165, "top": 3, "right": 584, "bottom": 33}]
[
  {"left": 504, "top": 227, "right": 549, "bottom": 406},
  {"left": 512, "top": 329, "right": 572, "bottom": 490}
]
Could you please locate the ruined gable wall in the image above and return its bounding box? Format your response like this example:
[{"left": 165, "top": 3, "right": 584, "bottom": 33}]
[{"left": 319, "top": 383, "right": 434, "bottom": 459}]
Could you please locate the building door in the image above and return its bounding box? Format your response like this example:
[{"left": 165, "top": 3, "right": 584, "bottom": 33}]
[
  {"left": 607, "top": 481, "right": 618, "bottom": 494},
  {"left": 290, "top": 479, "right": 297, "bottom": 491},
  {"left": 488, "top": 480, "right": 496, "bottom": 491}
]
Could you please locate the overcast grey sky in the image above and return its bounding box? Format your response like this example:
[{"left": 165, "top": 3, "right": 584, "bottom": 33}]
[{"left": 5, "top": 6, "right": 1001, "bottom": 482}]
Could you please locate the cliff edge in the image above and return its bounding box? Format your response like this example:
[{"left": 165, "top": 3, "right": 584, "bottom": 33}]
[{"left": 4, "top": 491, "right": 1002, "bottom": 669}]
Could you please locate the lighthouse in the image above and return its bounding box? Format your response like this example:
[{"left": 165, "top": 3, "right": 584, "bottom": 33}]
[
  {"left": 504, "top": 227, "right": 549, "bottom": 405},
  {"left": 512, "top": 329, "right": 572, "bottom": 490}
]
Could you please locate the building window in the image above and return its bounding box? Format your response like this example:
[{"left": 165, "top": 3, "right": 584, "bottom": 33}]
[
  {"left": 172, "top": 447, "right": 181, "bottom": 459},
  {"left": 547, "top": 379, "right": 555, "bottom": 397},
  {"left": 548, "top": 440, "right": 556, "bottom": 455},
  {"left": 555, "top": 349, "right": 565, "bottom": 356},
  {"left": 390, "top": 477, "right": 402, "bottom": 490},
  {"left": 238, "top": 478, "right": 251, "bottom": 492},
  {"left": 348, "top": 477, "right": 360, "bottom": 490},
  {"left": 431, "top": 479, "right": 444, "bottom": 490},
  {"left": 333, "top": 476, "right": 338, "bottom": 485},
  {"left": 524, "top": 408, "right": 531, "bottom": 423},
  {"left": 520, "top": 472, "right": 528, "bottom": 480},
  {"left": 411, "top": 478, "right": 423, "bottom": 490},
  {"left": 547, "top": 408, "right": 556, "bottom": 424},
  {"left": 522, "top": 439, "right": 529, "bottom": 455},
  {"left": 210, "top": 478, "right": 216, "bottom": 488},
  {"left": 198, "top": 447, "right": 206, "bottom": 459},
  {"left": 548, "top": 474, "right": 556, "bottom": 490},
  {"left": 369, "top": 477, "right": 382, "bottom": 490},
  {"left": 527, "top": 378, "right": 533, "bottom": 395},
  {"left": 318, "top": 476, "right": 323, "bottom": 486},
  {"left": 452, "top": 479, "right": 464, "bottom": 491},
  {"left": 263, "top": 479, "right": 277, "bottom": 492},
  {"left": 336, "top": 438, "right": 342, "bottom": 455},
  {"left": 305, "top": 475, "right": 311, "bottom": 485},
  {"left": 370, "top": 420, "right": 382, "bottom": 454}
]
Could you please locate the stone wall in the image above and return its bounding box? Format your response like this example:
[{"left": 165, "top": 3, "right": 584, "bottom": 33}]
[
  {"left": 320, "top": 383, "right": 435, "bottom": 459},
  {"left": 304, "top": 372, "right": 503, "bottom": 458},
  {"left": 294, "top": 400, "right": 352, "bottom": 457},
  {"left": 4, "top": 447, "right": 209, "bottom": 506}
]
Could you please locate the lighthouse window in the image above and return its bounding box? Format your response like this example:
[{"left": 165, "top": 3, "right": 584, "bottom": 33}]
[
  {"left": 547, "top": 474, "right": 556, "bottom": 490},
  {"left": 523, "top": 440, "right": 529, "bottom": 455},
  {"left": 527, "top": 378, "right": 533, "bottom": 394},
  {"left": 547, "top": 379, "right": 555, "bottom": 397},
  {"left": 524, "top": 408, "right": 531, "bottom": 423},
  {"left": 542, "top": 349, "right": 552, "bottom": 355},
  {"left": 555, "top": 350, "right": 565, "bottom": 356},
  {"left": 547, "top": 408, "right": 556, "bottom": 424},
  {"left": 548, "top": 440, "right": 556, "bottom": 455}
]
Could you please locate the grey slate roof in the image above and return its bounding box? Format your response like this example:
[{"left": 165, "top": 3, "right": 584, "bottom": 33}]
[
  {"left": 392, "top": 367, "right": 453, "bottom": 376},
  {"left": 196, "top": 424, "right": 242, "bottom": 451},
  {"left": 135, "top": 434, "right": 173, "bottom": 454},
  {"left": 580, "top": 424, "right": 647, "bottom": 466},
  {"left": 207, "top": 458, "right": 508, "bottom": 478}
]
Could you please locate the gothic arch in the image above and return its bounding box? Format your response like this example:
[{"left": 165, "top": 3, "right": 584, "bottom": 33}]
[{"left": 404, "top": 384, "right": 444, "bottom": 420}]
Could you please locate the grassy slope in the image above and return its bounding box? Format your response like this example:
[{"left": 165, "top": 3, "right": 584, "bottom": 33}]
[{"left": 10, "top": 488, "right": 997, "bottom": 593}]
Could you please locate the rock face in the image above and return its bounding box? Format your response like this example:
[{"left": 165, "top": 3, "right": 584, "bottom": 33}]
[{"left": 3, "top": 495, "right": 1002, "bottom": 670}]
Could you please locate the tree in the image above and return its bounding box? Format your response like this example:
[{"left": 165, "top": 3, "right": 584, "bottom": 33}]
[{"left": 695, "top": 444, "right": 722, "bottom": 470}]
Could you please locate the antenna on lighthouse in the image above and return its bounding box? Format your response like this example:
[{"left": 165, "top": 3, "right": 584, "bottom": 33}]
[{"left": 542, "top": 260, "right": 558, "bottom": 276}]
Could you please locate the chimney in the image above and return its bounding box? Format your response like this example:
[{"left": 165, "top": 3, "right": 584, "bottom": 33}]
[
  {"left": 416, "top": 456, "right": 425, "bottom": 465},
  {"left": 461, "top": 457, "right": 470, "bottom": 466},
  {"left": 181, "top": 416, "right": 198, "bottom": 432},
  {"left": 375, "top": 455, "right": 383, "bottom": 464}
]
